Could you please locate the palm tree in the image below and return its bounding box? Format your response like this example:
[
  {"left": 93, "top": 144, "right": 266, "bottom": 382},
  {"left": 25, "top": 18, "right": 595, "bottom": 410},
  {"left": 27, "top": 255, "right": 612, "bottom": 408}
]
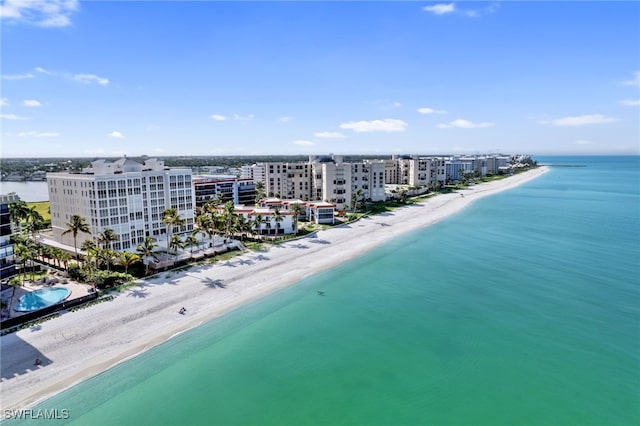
[
  {"left": 162, "top": 208, "right": 185, "bottom": 255},
  {"left": 352, "top": 189, "right": 364, "bottom": 212},
  {"left": 195, "top": 214, "right": 213, "bottom": 247},
  {"left": 81, "top": 239, "right": 97, "bottom": 253},
  {"left": 95, "top": 248, "right": 117, "bottom": 271},
  {"left": 14, "top": 240, "right": 36, "bottom": 284},
  {"left": 233, "top": 214, "right": 252, "bottom": 241},
  {"left": 272, "top": 207, "right": 284, "bottom": 235},
  {"left": 255, "top": 181, "right": 266, "bottom": 204},
  {"left": 115, "top": 252, "right": 141, "bottom": 275},
  {"left": 252, "top": 213, "right": 264, "bottom": 236},
  {"left": 62, "top": 214, "right": 91, "bottom": 260},
  {"left": 222, "top": 201, "right": 236, "bottom": 238},
  {"left": 97, "top": 228, "right": 119, "bottom": 250},
  {"left": 8, "top": 201, "right": 29, "bottom": 233},
  {"left": 185, "top": 235, "right": 199, "bottom": 259},
  {"left": 25, "top": 207, "right": 44, "bottom": 237},
  {"left": 58, "top": 250, "right": 72, "bottom": 271},
  {"left": 169, "top": 234, "right": 185, "bottom": 261},
  {"left": 136, "top": 237, "right": 159, "bottom": 275},
  {"left": 290, "top": 203, "right": 303, "bottom": 234}
]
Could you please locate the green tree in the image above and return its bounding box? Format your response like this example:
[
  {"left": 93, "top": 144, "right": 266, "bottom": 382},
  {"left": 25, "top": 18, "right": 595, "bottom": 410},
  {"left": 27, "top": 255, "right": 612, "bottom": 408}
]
[
  {"left": 115, "top": 251, "right": 141, "bottom": 275},
  {"left": 255, "top": 181, "right": 266, "bottom": 204},
  {"left": 252, "top": 213, "right": 264, "bottom": 236},
  {"left": 290, "top": 203, "right": 303, "bottom": 234},
  {"left": 14, "top": 240, "right": 37, "bottom": 284},
  {"left": 62, "top": 214, "right": 91, "bottom": 260},
  {"left": 222, "top": 201, "right": 236, "bottom": 238},
  {"left": 162, "top": 208, "right": 185, "bottom": 254},
  {"left": 95, "top": 248, "right": 117, "bottom": 271},
  {"left": 24, "top": 206, "right": 44, "bottom": 237},
  {"left": 8, "top": 201, "right": 29, "bottom": 233},
  {"left": 169, "top": 234, "right": 185, "bottom": 260},
  {"left": 272, "top": 207, "right": 284, "bottom": 235},
  {"left": 136, "top": 237, "right": 159, "bottom": 276},
  {"left": 58, "top": 250, "right": 72, "bottom": 271},
  {"left": 97, "top": 228, "right": 119, "bottom": 250},
  {"left": 185, "top": 234, "right": 199, "bottom": 259}
]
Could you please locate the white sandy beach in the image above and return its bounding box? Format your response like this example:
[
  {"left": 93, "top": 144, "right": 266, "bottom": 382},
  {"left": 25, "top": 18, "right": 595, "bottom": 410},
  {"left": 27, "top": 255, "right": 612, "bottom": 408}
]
[{"left": 0, "top": 167, "right": 549, "bottom": 413}]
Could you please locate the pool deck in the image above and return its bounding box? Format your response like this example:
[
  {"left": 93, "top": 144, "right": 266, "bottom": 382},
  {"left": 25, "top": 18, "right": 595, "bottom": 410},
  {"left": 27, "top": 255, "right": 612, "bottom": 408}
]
[{"left": 0, "top": 272, "right": 92, "bottom": 321}]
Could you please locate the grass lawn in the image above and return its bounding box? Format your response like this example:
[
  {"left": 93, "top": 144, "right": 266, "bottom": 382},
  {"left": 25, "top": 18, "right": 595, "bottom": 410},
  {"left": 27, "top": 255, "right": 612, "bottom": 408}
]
[{"left": 26, "top": 201, "right": 50, "bottom": 222}]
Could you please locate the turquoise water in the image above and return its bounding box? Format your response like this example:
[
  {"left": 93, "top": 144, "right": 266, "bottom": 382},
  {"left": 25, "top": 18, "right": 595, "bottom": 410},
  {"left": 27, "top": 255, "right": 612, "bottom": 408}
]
[
  {"left": 13, "top": 156, "right": 640, "bottom": 425},
  {"left": 14, "top": 287, "right": 71, "bottom": 312}
]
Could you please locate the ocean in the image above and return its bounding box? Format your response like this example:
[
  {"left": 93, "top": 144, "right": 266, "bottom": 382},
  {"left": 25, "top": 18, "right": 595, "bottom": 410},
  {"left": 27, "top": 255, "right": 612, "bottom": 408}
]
[{"left": 9, "top": 156, "right": 640, "bottom": 425}]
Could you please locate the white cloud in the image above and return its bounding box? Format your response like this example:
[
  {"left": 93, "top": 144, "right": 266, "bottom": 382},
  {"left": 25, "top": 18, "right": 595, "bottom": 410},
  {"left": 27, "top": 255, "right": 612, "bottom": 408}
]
[
  {"left": 0, "top": 113, "right": 30, "bottom": 120},
  {"left": 2, "top": 73, "right": 35, "bottom": 80},
  {"left": 0, "top": 0, "right": 79, "bottom": 27},
  {"left": 210, "top": 114, "right": 228, "bottom": 121},
  {"left": 279, "top": 116, "right": 292, "bottom": 123},
  {"left": 623, "top": 71, "right": 640, "bottom": 87},
  {"left": 417, "top": 107, "right": 447, "bottom": 115},
  {"left": 1, "top": 98, "right": 8, "bottom": 107},
  {"left": 108, "top": 131, "right": 125, "bottom": 139},
  {"left": 233, "top": 114, "right": 254, "bottom": 121},
  {"left": 17, "top": 131, "right": 60, "bottom": 138},
  {"left": 314, "top": 131, "right": 346, "bottom": 139},
  {"left": 423, "top": 2, "right": 499, "bottom": 18},
  {"left": 438, "top": 119, "right": 495, "bottom": 129},
  {"left": 620, "top": 99, "right": 640, "bottom": 106},
  {"left": 541, "top": 114, "right": 619, "bottom": 127},
  {"left": 423, "top": 3, "right": 455, "bottom": 15},
  {"left": 74, "top": 74, "right": 109, "bottom": 86},
  {"left": 393, "top": 101, "right": 402, "bottom": 108},
  {"left": 293, "top": 140, "right": 315, "bottom": 146},
  {"left": 35, "top": 66, "right": 55, "bottom": 75},
  {"left": 340, "top": 118, "right": 408, "bottom": 133},
  {"left": 23, "top": 99, "right": 42, "bottom": 107}
]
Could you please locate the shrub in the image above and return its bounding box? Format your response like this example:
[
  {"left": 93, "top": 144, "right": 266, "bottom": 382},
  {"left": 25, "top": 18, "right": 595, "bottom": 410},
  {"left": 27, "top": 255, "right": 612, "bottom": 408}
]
[
  {"left": 92, "top": 271, "right": 134, "bottom": 289},
  {"left": 67, "top": 264, "right": 87, "bottom": 281}
]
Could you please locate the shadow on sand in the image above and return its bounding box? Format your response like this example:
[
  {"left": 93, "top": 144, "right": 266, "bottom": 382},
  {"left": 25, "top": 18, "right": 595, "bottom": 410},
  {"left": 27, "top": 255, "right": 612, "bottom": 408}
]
[
  {"left": 1, "top": 333, "right": 52, "bottom": 381},
  {"left": 202, "top": 277, "right": 226, "bottom": 289}
]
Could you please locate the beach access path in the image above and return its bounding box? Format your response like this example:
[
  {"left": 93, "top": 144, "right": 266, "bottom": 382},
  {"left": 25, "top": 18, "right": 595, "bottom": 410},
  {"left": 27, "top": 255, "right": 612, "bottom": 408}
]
[{"left": 0, "top": 167, "right": 549, "bottom": 413}]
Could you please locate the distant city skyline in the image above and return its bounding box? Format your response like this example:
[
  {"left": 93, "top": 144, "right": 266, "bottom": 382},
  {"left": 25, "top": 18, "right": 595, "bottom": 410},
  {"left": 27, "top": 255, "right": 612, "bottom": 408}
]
[{"left": 1, "top": 1, "right": 638, "bottom": 158}]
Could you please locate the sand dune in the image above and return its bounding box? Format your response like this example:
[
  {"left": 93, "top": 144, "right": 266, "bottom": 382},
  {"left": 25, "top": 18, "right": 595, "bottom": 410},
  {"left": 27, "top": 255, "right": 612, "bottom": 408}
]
[{"left": 0, "top": 167, "right": 549, "bottom": 413}]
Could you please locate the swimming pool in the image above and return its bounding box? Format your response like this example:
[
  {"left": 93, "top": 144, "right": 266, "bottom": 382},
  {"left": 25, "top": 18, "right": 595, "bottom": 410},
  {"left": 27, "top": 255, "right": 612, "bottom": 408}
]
[{"left": 14, "top": 287, "right": 71, "bottom": 312}]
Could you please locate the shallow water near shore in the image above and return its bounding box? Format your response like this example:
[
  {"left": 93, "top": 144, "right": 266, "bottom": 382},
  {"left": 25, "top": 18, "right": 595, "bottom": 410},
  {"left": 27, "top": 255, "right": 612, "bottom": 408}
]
[{"left": 13, "top": 156, "right": 640, "bottom": 425}]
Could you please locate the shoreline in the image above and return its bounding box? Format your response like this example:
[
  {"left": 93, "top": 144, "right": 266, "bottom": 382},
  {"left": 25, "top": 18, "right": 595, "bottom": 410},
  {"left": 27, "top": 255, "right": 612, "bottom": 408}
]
[{"left": 0, "top": 167, "right": 549, "bottom": 413}]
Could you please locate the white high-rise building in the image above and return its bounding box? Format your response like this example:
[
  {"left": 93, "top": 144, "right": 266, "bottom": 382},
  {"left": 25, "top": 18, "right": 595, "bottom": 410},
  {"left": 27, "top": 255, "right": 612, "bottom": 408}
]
[
  {"left": 240, "top": 163, "right": 265, "bottom": 182},
  {"left": 47, "top": 157, "right": 194, "bottom": 252}
]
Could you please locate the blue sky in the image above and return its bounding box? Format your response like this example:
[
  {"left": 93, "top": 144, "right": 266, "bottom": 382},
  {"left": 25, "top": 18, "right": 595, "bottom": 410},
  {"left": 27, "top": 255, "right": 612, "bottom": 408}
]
[{"left": 1, "top": 1, "right": 638, "bottom": 158}]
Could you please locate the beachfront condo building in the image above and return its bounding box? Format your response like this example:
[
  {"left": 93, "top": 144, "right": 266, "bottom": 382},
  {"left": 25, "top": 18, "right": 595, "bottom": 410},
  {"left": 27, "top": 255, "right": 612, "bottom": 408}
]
[
  {"left": 0, "top": 194, "right": 18, "bottom": 281},
  {"left": 47, "top": 157, "right": 195, "bottom": 253},
  {"left": 260, "top": 155, "right": 386, "bottom": 211},
  {"left": 192, "top": 176, "right": 256, "bottom": 208},
  {"left": 239, "top": 164, "right": 265, "bottom": 183}
]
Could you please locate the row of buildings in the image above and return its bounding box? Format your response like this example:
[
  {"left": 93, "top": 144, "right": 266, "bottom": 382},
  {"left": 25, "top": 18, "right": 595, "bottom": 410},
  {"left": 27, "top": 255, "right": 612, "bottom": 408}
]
[{"left": 41, "top": 153, "right": 522, "bottom": 256}]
